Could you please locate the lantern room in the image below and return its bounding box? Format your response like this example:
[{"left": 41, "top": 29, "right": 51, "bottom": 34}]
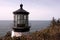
[{"left": 13, "top": 4, "right": 30, "bottom": 32}]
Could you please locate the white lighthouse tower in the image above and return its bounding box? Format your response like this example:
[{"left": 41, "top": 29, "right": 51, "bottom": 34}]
[{"left": 11, "top": 4, "right": 30, "bottom": 37}]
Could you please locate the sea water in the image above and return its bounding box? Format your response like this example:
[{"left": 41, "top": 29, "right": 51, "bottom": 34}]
[{"left": 0, "top": 20, "right": 51, "bottom": 36}]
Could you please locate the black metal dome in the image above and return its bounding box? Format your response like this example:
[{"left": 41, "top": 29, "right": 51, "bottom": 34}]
[{"left": 13, "top": 4, "right": 29, "bottom": 14}]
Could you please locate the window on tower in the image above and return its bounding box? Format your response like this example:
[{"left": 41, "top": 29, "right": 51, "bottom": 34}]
[
  {"left": 24, "top": 15, "right": 26, "bottom": 19},
  {"left": 17, "top": 15, "right": 20, "bottom": 24},
  {"left": 15, "top": 15, "right": 17, "bottom": 21},
  {"left": 18, "top": 15, "right": 20, "bottom": 20}
]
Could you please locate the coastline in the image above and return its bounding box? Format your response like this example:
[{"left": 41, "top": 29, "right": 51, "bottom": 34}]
[{"left": 0, "top": 19, "right": 60, "bottom": 40}]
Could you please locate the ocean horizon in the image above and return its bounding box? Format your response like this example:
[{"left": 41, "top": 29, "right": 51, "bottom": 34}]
[{"left": 0, "top": 20, "right": 51, "bottom": 36}]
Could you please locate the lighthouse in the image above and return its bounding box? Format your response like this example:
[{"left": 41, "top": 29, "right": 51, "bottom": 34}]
[{"left": 11, "top": 4, "right": 30, "bottom": 37}]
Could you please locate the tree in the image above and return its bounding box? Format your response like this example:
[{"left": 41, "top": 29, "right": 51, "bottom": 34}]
[
  {"left": 51, "top": 17, "right": 56, "bottom": 26},
  {"left": 57, "top": 18, "right": 60, "bottom": 26}
]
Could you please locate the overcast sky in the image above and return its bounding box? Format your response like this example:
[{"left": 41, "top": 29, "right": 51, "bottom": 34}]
[{"left": 0, "top": 0, "right": 60, "bottom": 20}]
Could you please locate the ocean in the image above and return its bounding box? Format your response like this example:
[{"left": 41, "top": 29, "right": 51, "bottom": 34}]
[{"left": 0, "top": 20, "right": 51, "bottom": 36}]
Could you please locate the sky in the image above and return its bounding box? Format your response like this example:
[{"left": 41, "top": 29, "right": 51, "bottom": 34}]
[{"left": 0, "top": 0, "right": 60, "bottom": 20}]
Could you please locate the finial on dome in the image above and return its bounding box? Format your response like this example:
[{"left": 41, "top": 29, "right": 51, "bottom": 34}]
[{"left": 20, "top": 4, "right": 23, "bottom": 9}]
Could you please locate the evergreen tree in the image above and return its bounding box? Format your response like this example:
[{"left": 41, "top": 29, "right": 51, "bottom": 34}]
[
  {"left": 51, "top": 17, "right": 56, "bottom": 26},
  {"left": 57, "top": 18, "right": 60, "bottom": 26}
]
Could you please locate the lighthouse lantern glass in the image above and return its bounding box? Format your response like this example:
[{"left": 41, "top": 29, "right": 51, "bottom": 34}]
[{"left": 24, "top": 15, "right": 26, "bottom": 19}]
